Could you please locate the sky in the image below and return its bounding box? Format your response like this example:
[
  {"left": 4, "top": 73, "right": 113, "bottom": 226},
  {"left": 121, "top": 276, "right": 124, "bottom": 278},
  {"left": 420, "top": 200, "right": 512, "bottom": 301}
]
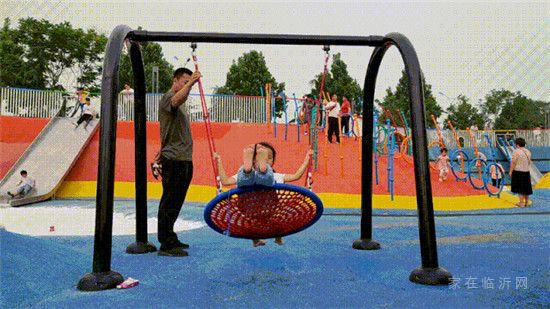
[{"left": 1, "top": 0, "right": 549, "bottom": 111}]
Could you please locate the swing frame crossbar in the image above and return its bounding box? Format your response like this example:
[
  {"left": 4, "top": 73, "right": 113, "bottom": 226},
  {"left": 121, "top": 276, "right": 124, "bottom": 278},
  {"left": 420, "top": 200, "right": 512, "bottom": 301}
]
[{"left": 77, "top": 25, "right": 451, "bottom": 292}]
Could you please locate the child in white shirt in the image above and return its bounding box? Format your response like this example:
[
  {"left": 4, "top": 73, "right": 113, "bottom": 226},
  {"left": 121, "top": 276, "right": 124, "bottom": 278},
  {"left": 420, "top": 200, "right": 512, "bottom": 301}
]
[{"left": 214, "top": 142, "right": 312, "bottom": 247}]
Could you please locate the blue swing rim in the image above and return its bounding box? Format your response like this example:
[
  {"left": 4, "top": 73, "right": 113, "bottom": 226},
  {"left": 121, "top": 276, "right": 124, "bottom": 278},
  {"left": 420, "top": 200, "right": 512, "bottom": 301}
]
[{"left": 203, "top": 183, "right": 324, "bottom": 239}]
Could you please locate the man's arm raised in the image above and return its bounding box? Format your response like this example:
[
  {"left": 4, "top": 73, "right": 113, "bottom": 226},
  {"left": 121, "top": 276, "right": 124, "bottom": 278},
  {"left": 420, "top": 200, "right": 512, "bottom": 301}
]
[{"left": 170, "top": 70, "right": 201, "bottom": 109}]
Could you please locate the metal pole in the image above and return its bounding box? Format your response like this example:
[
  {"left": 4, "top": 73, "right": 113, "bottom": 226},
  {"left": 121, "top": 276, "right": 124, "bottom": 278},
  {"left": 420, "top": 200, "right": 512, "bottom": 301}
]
[
  {"left": 77, "top": 25, "right": 131, "bottom": 292},
  {"left": 126, "top": 41, "right": 157, "bottom": 254},
  {"left": 385, "top": 33, "right": 451, "bottom": 285},
  {"left": 352, "top": 45, "right": 385, "bottom": 251}
]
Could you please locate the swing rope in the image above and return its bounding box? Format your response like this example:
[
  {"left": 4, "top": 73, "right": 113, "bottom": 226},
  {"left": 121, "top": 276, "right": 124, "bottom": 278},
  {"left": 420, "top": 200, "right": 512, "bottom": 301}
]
[
  {"left": 305, "top": 45, "right": 330, "bottom": 190},
  {"left": 190, "top": 43, "right": 222, "bottom": 194}
]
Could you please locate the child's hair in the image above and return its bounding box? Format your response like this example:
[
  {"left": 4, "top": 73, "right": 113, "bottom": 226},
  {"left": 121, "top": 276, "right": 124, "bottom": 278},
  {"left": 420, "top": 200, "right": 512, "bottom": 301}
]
[
  {"left": 515, "top": 137, "right": 526, "bottom": 147},
  {"left": 20, "top": 170, "right": 27, "bottom": 175},
  {"left": 440, "top": 147, "right": 448, "bottom": 153},
  {"left": 254, "top": 142, "right": 276, "bottom": 165}
]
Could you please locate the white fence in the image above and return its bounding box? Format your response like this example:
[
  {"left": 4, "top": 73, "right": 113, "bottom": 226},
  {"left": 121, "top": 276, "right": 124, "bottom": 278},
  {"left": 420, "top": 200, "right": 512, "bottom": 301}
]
[
  {"left": 1, "top": 87, "right": 548, "bottom": 147},
  {"left": 117, "top": 93, "right": 266, "bottom": 123},
  {"left": 0, "top": 87, "right": 64, "bottom": 118}
]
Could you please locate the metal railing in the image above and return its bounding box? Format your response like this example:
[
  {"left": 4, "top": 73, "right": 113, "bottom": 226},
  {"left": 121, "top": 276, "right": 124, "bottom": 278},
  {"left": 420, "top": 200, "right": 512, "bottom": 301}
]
[
  {"left": 425, "top": 129, "right": 550, "bottom": 148},
  {"left": 0, "top": 87, "right": 267, "bottom": 123},
  {"left": 0, "top": 87, "right": 64, "bottom": 118},
  {"left": 2, "top": 86, "right": 549, "bottom": 147},
  {"left": 118, "top": 93, "right": 266, "bottom": 123}
]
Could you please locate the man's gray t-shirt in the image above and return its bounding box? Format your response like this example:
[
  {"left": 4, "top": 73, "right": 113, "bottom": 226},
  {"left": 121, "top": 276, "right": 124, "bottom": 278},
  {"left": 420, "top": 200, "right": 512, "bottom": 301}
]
[{"left": 159, "top": 90, "right": 193, "bottom": 161}]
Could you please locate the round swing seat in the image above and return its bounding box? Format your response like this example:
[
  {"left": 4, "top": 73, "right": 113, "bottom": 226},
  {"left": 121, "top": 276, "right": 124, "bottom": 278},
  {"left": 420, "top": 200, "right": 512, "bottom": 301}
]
[{"left": 204, "top": 183, "right": 324, "bottom": 239}]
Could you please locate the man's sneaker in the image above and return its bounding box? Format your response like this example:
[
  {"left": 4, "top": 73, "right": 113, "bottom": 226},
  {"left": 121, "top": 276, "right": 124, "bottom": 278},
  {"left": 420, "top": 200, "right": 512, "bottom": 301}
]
[{"left": 158, "top": 246, "right": 189, "bottom": 257}]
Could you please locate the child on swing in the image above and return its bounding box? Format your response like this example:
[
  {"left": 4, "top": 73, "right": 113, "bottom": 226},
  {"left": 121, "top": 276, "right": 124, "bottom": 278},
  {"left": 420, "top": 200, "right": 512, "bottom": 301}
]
[{"left": 213, "top": 142, "right": 313, "bottom": 247}]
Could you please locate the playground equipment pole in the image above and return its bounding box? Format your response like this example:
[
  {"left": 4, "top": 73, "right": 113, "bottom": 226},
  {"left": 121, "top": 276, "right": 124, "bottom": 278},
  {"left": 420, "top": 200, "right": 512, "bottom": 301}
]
[
  {"left": 386, "top": 119, "right": 391, "bottom": 191},
  {"left": 293, "top": 93, "right": 300, "bottom": 143},
  {"left": 338, "top": 114, "right": 344, "bottom": 177},
  {"left": 265, "top": 83, "right": 271, "bottom": 133},
  {"left": 259, "top": 86, "right": 265, "bottom": 123},
  {"left": 282, "top": 92, "right": 288, "bottom": 141},
  {"left": 323, "top": 105, "right": 329, "bottom": 175},
  {"left": 373, "top": 111, "right": 379, "bottom": 185},
  {"left": 447, "top": 120, "right": 465, "bottom": 173},
  {"left": 398, "top": 109, "right": 412, "bottom": 155},
  {"left": 272, "top": 87, "right": 276, "bottom": 138},
  {"left": 311, "top": 104, "right": 319, "bottom": 170},
  {"left": 431, "top": 114, "right": 445, "bottom": 147},
  {"left": 389, "top": 128, "right": 396, "bottom": 201}
]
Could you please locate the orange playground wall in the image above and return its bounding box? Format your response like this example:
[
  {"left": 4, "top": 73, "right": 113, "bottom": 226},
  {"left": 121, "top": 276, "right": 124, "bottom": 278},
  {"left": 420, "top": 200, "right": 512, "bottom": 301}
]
[{"left": 1, "top": 116, "right": 515, "bottom": 209}]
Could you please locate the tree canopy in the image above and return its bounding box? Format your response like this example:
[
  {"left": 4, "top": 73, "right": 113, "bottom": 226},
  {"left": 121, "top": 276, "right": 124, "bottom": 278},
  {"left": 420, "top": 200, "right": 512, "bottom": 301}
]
[
  {"left": 215, "top": 50, "right": 285, "bottom": 96},
  {"left": 376, "top": 70, "right": 442, "bottom": 128},
  {"left": 494, "top": 91, "right": 545, "bottom": 129},
  {"left": 444, "top": 95, "right": 484, "bottom": 130},
  {"left": 215, "top": 50, "right": 285, "bottom": 116},
  {"left": 308, "top": 53, "right": 362, "bottom": 114},
  {"left": 118, "top": 40, "right": 175, "bottom": 94},
  {"left": 0, "top": 18, "right": 107, "bottom": 92}
]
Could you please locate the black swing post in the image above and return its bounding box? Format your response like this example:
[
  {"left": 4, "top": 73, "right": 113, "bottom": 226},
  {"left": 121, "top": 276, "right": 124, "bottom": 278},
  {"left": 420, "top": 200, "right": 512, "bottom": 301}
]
[{"left": 77, "top": 26, "right": 451, "bottom": 291}]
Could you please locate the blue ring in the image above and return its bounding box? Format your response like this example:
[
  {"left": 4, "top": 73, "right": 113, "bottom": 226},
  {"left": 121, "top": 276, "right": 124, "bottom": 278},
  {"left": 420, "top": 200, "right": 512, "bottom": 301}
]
[
  {"left": 468, "top": 158, "right": 487, "bottom": 190},
  {"left": 450, "top": 149, "right": 469, "bottom": 181},
  {"left": 483, "top": 162, "right": 505, "bottom": 197}
]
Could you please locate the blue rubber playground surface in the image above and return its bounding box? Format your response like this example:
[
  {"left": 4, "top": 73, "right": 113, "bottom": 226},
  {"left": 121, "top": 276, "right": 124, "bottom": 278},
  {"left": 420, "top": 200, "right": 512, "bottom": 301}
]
[{"left": 1, "top": 189, "right": 549, "bottom": 308}]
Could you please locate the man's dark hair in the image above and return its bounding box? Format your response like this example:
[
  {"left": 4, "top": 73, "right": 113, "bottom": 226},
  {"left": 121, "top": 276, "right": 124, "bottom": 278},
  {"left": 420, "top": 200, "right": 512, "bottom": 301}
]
[
  {"left": 85, "top": 97, "right": 91, "bottom": 101},
  {"left": 255, "top": 142, "right": 276, "bottom": 166},
  {"left": 515, "top": 137, "right": 526, "bottom": 147},
  {"left": 20, "top": 170, "right": 27, "bottom": 175},
  {"left": 173, "top": 68, "right": 193, "bottom": 79}
]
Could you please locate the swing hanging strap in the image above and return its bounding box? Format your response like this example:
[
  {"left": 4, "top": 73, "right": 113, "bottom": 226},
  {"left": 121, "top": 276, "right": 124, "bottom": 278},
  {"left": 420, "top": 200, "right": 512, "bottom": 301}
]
[
  {"left": 305, "top": 45, "right": 330, "bottom": 189},
  {"left": 191, "top": 43, "right": 223, "bottom": 193}
]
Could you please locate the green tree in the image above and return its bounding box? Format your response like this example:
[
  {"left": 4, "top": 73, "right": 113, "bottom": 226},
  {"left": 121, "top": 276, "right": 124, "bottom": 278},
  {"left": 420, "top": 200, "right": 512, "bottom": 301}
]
[
  {"left": 216, "top": 50, "right": 285, "bottom": 96},
  {"left": 444, "top": 95, "right": 484, "bottom": 130},
  {"left": 494, "top": 92, "right": 545, "bottom": 129},
  {"left": 479, "top": 89, "right": 516, "bottom": 125},
  {"left": 215, "top": 50, "right": 285, "bottom": 116},
  {"left": 376, "top": 70, "right": 442, "bottom": 128},
  {"left": 0, "top": 19, "right": 37, "bottom": 87},
  {"left": 0, "top": 18, "right": 107, "bottom": 91},
  {"left": 308, "top": 53, "right": 362, "bottom": 114},
  {"left": 118, "top": 40, "right": 174, "bottom": 93}
]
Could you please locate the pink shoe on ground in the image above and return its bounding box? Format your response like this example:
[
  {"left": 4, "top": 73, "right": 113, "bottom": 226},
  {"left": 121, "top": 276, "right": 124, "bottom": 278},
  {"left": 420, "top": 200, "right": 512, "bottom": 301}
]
[{"left": 117, "top": 277, "right": 139, "bottom": 289}]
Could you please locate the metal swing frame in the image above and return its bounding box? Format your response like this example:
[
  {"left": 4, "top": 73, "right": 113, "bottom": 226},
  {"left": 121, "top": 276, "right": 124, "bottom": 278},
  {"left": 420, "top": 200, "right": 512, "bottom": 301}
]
[{"left": 77, "top": 26, "right": 452, "bottom": 291}]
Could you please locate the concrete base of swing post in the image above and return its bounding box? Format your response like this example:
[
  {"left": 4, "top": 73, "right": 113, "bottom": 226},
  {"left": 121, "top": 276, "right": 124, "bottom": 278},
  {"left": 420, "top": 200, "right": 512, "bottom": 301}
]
[{"left": 352, "top": 239, "right": 381, "bottom": 250}]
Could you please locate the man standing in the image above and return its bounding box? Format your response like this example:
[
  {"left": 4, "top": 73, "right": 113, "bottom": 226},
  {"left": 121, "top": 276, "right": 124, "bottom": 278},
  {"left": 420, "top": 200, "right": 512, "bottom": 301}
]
[
  {"left": 325, "top": 94, "right": 341, "bottom": 144},
  {"left": 157, "top": 67, "right": 200, "bottom": 257},
  {"left": 340, "top": 96, "right": 351, "bottom": 136}
]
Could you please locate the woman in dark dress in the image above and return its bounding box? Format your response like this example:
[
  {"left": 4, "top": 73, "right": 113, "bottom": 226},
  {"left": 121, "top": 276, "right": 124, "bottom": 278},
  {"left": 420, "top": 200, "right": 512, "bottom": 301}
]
[{"left": 509, "top": 138, "right": 533, "bottom": 207}]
